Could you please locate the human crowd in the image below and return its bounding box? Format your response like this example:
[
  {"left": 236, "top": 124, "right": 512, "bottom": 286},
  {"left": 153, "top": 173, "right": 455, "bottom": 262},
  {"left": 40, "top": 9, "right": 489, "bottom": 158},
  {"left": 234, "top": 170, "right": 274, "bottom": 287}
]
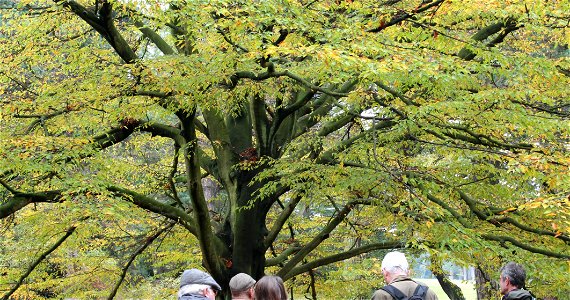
[{"left": 177, "top": 251, "right": 536, "bottom": 300}]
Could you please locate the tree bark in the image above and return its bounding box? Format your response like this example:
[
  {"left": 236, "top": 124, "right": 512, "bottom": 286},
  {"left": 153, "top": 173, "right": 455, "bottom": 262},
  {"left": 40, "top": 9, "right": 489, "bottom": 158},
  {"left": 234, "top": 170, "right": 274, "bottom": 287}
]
[
  {"left": 435, "top": 272, "right": 466, "bottom": 300},
  {"left": 475, "top": 266, "right": 494, "bottom": 300}
]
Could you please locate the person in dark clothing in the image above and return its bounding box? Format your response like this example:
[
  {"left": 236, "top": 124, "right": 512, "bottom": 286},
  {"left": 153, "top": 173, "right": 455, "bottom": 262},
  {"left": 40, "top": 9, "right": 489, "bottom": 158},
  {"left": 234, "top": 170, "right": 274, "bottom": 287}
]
[
  {"left": 178, "top": 269, "right": 222, "bottom": 300},
  {"left": 499, "top": 262, "right": 534, "bottom": 300}
]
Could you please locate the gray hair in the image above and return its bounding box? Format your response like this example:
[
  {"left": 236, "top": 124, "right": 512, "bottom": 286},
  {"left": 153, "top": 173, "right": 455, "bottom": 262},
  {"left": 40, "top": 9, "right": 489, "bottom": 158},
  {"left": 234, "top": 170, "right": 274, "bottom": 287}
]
[
  {"left": 500, "top": 262, "right": 526, "bottom": 289},
  {"left": 178, "top": 284, "right": 211, "bottom": 299}
]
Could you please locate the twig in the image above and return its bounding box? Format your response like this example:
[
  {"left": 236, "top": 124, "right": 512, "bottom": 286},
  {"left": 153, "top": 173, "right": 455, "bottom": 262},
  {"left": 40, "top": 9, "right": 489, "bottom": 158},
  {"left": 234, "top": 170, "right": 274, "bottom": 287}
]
[
  {"left": 107, "top": 222, "right": 176, "bottom": 300},
  {"left": 2, "top": 223, "right": 81, "bottom": 300}
]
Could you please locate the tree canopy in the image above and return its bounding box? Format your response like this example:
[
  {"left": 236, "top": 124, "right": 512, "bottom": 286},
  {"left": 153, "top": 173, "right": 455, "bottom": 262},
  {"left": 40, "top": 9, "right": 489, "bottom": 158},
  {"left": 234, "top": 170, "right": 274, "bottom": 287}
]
[{"left": 1, "top": 0, "right": 569, "bottom": 299}]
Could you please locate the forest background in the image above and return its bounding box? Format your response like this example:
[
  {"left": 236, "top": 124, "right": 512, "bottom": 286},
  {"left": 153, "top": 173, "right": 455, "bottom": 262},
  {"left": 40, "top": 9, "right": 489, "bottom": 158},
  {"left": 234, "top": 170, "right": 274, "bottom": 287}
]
[{"left": 0, "top": 0, "right": 568, "bottom": 299}]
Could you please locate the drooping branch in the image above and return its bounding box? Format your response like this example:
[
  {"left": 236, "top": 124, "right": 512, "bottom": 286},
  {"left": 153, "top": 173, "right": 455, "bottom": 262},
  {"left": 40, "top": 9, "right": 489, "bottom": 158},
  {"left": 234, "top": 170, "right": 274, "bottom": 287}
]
[
  {"left": 375, "top": 81, "right": 418, "bottom": 106},
  {"left": 512, "top": 99, "right": 570, "bottom": 119},
  {"left": 217, "top": 27, "right": 249, "bottom": 53},
  {"left": 458, "top": 191, "right": 570, "bottom": 243},
  {"left": 481, "top": 234, "right": 570, "bottom": 259},
  {"left": 489, "top": 215, "right": 570, "bottom": 244},
  {"left": 276, "top": 199, "right": 372, "bottom": 279},
  {"left": 14, "top": 105, "right": 78, "bottom": 134},
  {"left": 0, "top": 179, "right": 62, "bottom": 219},
  {"left": 228, "top": 69, "right": 350, "bottom": 98},
  {"left": 107, "top": 221, "right": 176, "bottom": 300},
  {"left": 423, "top": 191, "right": 473, "bottom": 229},
  {"left": 1, "top": 221, "right": 80, "bottom": 300},
  {"left": 138, "top": 121, "right": 186, "bottom": 147},
  {"left": 107, "top": 185, "right": 196, "bottom": 235},
  {"left": 317, "top": 120, "right": 397, "bottom": 163},
  {"left": 282, "top": 241, "right": 403, "bottom": 281},
  {"left": 422, "top": 125, "right": 533, "bottom": 153}
]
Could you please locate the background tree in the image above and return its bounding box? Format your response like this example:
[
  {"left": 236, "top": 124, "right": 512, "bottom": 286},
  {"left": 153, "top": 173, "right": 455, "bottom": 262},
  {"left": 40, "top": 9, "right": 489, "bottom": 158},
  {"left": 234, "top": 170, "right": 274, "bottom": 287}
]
[{"left": 1, "top": 0, "right": 569, "bottom": 299}]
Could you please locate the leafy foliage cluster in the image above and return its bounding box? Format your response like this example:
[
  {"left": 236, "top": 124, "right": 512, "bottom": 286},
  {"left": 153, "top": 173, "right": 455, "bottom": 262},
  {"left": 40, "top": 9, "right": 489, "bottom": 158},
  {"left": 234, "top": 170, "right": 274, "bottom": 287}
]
[{"left": 1, "top": 0, "right": 569, "bottom": 299}]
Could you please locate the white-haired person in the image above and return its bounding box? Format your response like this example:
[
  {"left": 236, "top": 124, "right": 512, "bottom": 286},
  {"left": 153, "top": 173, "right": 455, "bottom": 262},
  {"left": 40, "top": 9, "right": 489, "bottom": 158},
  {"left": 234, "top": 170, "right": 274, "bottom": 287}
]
[{"left": 371, "top": 251, "right": 438, "bottom": 300}]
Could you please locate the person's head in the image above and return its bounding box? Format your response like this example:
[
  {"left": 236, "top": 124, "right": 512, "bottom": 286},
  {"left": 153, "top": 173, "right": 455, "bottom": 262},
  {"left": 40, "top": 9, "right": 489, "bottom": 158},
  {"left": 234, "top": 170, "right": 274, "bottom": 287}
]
[
  {"left": 499, "top": 262, "right": 526, "bottom": 295},
  {"left": 254, "top": 275, "right": 287, "bottom": 300},
  {"left": 178, "top": 269, "right": 221, "bottom": 300},
  {"left": 381, "top": 251, "right": 409, "bottom": 284},
  {"left": 230, "top": 273, "right": 256, "bottom": 299}
]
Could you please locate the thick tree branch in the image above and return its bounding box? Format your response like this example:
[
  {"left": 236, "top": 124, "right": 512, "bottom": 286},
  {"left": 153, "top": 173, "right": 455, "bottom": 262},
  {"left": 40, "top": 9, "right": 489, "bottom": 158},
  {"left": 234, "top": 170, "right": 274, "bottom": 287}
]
[
  {"left": 458, "top": 17, "right": 519, "bottom": 61},
  {"left": 55, "top": 0, "right": 137, "bottom": 63},
  {"left": 134, "top": 20, "right": 176, "bottom": 55},
  {"left": 229, "top": 69, "right": 349, "bottom": 98},
  {"left": 265, "top": 195, "right": 303, "bottom": 250},
  {"left": 282, "top": 241, "right": 403, "bottom": 280},
  {"left": 0, "top": 180, "right": 62, "bottom": 219},
  {"left": 265, "top": 246, "right": 303, "bottom": 267},
  {"left": 107, "top": 185, "right": 196, "bottom": 235},
  {"left": 179, "top": 112, "right": 225, "bottom": 278},
  {"left": 276, "top": 199, "right": 372, "bottom": 279},
  {"left": 107, "top": 222, "right": 176, "bottom": 300},
  {"left": 423, "top": 126, "right": 533, "bottom": 152},
  {"left": 482, "top": 234, "right": 570, "bottom": 259},
  {"left": 376, "top": 81, "right": 419, "bottom": 106},
  {"left": 139, "top": 121, "right": 185, "bottom": 147},
  {"left": 423, "top": 191, "right": 473, "bottom": 229},
  {"left": 458, "top": 191, "right": 570, "bottom": 244},
  {"left": 251, "top": 94, "right": 272, "bottom": 155},
  {"left": 2, "top": 222, "right": 80, "bottom": 300},
  {"left": 167, "top": 145, "right": 184, "bottom": 208}
]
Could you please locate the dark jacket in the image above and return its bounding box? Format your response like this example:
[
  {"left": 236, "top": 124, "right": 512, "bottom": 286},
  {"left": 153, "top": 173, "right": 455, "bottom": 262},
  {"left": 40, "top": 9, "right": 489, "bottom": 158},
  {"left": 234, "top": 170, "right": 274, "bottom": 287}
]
[
  {"left": 179, "top": 293, "right": 208, "bottom": 300},
  {"left": 371, "top": 275, "right": 438, "bottom": 300},
  {"left": 502, "top": 289, "right": 534, "bottom": 300}
]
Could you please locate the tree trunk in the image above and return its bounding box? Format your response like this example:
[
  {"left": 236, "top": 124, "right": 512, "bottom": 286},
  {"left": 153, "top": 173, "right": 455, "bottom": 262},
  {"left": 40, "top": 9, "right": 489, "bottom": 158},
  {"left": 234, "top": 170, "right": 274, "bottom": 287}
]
[
  {"left": 475, "top": 266, "right": 494, "bottom": 300},
  {"left": 434, "top": 272, "right": 466, "bottom": 300}
]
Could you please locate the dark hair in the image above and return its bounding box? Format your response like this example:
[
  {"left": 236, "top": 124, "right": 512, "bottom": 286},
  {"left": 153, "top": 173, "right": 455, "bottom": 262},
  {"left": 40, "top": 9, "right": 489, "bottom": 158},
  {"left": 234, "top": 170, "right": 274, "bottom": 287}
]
[
  {"left": 254, "top": 275, "right": 287, "bottom": 300},
  {"left": 500, "top": 262, "right": 526, "bottom": 289}
]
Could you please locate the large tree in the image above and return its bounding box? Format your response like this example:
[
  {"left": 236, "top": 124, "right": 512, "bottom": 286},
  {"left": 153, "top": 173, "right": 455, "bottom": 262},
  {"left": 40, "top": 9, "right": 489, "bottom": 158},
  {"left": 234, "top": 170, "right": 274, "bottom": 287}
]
[{"left": 1, "top": 0, "right": 569, "bottom": 299}]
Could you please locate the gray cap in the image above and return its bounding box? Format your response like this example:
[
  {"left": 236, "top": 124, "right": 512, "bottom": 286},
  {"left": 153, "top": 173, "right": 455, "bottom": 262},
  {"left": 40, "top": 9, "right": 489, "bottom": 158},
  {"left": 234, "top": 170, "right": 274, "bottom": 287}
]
[
  {"left": 229, "top": 273, "right": 256, "bottom": 292},
  {"left": 180, "top": 269, "right": 222, "bottom": 291}
]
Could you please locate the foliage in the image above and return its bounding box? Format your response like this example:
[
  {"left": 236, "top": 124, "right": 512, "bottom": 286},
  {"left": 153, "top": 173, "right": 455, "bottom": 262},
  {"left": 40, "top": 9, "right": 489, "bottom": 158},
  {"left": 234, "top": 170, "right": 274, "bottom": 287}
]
[{"left": 1, "top": 0, "right": 569, "bottom": 299}]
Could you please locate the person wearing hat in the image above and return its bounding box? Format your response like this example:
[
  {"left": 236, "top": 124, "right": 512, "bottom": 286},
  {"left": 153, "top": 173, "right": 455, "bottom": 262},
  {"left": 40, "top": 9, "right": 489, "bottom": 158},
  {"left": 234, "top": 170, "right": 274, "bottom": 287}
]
[
  {"left": 178, "top": 269, "right": 222, "bottom": 300},
  {"left": 371, "top": 251, "right": 438, "bottom": 300},
  {"left": 229, "top": 273, "right": 256, "bottom": 300}
]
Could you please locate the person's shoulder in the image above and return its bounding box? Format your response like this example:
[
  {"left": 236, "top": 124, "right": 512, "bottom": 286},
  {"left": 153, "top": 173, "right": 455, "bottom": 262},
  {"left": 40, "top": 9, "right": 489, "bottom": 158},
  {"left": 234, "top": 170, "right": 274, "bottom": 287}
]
[
  {"left": 406, "top": 280, "right": 438, "bottom": 300},
  {"left": 371, "top": 288, "right": 393, "bottom": 300}
]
